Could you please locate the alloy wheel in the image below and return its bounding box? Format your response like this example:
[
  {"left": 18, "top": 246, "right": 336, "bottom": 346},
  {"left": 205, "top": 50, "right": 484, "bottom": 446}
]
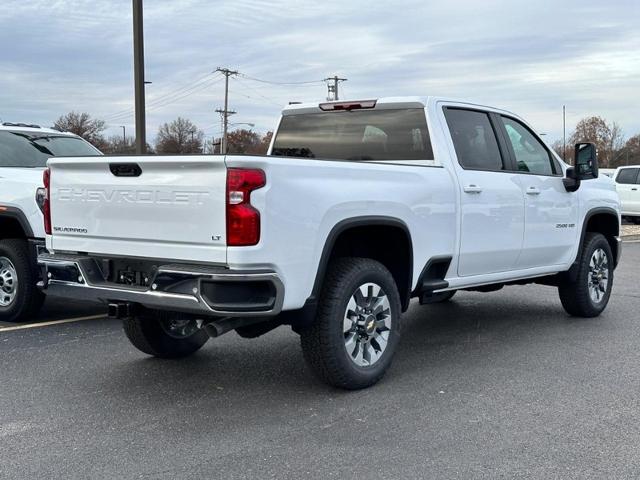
[{"left": 343, "top": 282, "right": 392, "bottom": 367}]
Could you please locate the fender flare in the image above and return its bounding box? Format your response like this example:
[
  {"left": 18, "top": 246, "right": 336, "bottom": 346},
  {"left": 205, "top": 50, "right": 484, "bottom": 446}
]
[
  {"left": 309, "top": 216, "right": 414, "bottom": 306},
  {"left": 567, "top": 207, "right": 620, "bottom": 281},
  {"left": 0, "top": 206, "right": 34, "bottom": 238}
]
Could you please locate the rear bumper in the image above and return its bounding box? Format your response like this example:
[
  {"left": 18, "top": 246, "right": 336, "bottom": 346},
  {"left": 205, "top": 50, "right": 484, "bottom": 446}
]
[{"left": 37, "top": 253, "right": 284, "bottom": 318}]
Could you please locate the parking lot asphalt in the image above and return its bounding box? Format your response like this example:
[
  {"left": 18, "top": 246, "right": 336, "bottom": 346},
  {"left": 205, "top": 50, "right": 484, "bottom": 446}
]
[{"left": 1, "top": 243, "right": 639, "bottom": 479}]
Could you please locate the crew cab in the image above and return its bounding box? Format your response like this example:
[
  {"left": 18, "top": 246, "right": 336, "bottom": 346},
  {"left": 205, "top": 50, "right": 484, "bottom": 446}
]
[
  {"left": 0, "top": 123, "right": 101, "bottom": 322},
  {"left": 38, "top": 97, "right": 621, "bottom": 389}
]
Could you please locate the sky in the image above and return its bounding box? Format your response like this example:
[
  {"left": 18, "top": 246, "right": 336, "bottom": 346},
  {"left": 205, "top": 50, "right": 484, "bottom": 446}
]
[{"left": 1, "top": 0, "right": 638, "bottom": 146}]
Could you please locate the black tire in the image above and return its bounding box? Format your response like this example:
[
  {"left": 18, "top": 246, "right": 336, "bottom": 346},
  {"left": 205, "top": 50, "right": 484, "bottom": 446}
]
[
  {"left": 558, "top": 232, "right": 614, "bottom": 317},
  {"left": 300, "top": 257, "right": 402, "bottom": 390},
  {"left": 421, "top": 290, "right": 456, "bottom": 304},
  {"left": 0, "top": 239, "right": 45, "bottom": 323},
  {"left": 122, "top": 310, "right": 209, "bottom": 358}
]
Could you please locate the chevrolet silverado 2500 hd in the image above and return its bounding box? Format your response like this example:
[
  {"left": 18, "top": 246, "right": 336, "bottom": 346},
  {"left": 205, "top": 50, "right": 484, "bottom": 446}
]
[{"left": 38, "top": 97, "right": 621, "bottom": 389}]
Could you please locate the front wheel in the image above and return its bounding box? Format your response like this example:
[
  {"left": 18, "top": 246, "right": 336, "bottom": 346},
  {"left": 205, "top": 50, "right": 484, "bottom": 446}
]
[
  {"left": 558, "top": 232, "right": 614, "bottom": 317},
  {"left": 300, "top": 258, "right": 402, "bottom": 390},
  {"left": 123, "top": 310, "right": 209, "bottom": 358}
]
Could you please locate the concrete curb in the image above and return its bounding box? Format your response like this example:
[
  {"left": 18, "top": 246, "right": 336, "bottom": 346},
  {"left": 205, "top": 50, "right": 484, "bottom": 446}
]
[{"left": 622, "top": 235, "right": 640, "bottom": 242}]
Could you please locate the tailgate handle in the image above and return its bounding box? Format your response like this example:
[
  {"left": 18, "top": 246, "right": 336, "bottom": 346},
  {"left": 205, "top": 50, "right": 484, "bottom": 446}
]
[{"left": 110, "top": 163, "right": 142, "bottom": 177}]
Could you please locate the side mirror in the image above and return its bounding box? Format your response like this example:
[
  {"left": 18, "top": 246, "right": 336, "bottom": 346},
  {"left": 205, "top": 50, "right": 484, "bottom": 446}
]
[
  {"left": 563, "top": 167, "right": 580, "bottom": 192},
  {"left": 574, "top": 142, "right": 599, "bottom": 180}
]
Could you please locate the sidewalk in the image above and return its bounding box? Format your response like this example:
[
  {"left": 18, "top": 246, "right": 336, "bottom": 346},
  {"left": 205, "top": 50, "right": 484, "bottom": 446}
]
[{"left": 622, "top": 224, "right": 640, "bottom": 241}]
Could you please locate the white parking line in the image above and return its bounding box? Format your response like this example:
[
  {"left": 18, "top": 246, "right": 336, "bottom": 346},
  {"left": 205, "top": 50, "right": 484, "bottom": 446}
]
[{"left": 0, "top": 314, "right": 108, "bottom": 332}]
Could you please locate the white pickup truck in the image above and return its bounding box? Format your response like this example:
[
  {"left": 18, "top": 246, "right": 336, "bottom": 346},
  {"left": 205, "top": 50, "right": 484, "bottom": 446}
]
[
  {"left": 0, "top": 123, "right": 101, "bottom": 322},
  {"left": 38, "top": 97, "right": 621, "bottom": 389}
]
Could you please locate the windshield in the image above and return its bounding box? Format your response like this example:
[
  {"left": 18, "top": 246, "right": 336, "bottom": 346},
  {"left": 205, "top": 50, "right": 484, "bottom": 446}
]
[
  {"left": 0, "top": 130, "right": 101, "bottom": 167},
  {"left": 271, "top": 108, "right": 433, "bottom": 161}
]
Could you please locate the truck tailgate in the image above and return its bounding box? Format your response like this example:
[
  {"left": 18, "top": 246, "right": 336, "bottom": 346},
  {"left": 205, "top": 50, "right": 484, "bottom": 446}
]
[{"left": 47, "top": 156, "right": 227, "bottom": 264}]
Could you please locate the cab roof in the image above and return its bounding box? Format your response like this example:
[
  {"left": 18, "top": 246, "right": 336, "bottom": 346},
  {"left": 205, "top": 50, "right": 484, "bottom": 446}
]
[{"left": 281, "top": 96, "right": 520, "bottom": 118}]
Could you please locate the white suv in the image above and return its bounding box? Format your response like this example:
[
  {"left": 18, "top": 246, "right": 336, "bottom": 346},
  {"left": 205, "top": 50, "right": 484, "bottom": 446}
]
[
  {"left": 613, "top": 166, "right": 640, "bottom": 223},
  {"left": 0, "top": 122, "right": 101, "bottom": 322}
]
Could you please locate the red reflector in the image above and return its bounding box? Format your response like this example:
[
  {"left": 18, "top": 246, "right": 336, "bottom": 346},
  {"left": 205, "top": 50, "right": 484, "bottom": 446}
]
[
  {"left": 43, "top": 168, "right": 52, "bottom": 235},
  {"left": 319, "top": 100, "right": 377, "bottom": 111},
  {"left": 226, "top": 168, "right": 266, "bottom": 246}
]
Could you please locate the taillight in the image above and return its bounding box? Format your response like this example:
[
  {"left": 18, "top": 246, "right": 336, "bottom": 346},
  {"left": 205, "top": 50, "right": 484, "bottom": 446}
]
[
  {"left": 226, "top": 168, "right": 266, "bottom": 246},
  {"left": 43, "top": 168, "right": 51, "bottom": 235}
]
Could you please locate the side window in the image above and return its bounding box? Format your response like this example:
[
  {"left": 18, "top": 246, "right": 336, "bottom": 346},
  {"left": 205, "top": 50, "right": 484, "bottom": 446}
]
[
  {"left": 444, "top": 108, "right": 504, "bottom": 171},
  {"left": 501, "top": 117, "right": 555, "bottom": 175},
  {"left": 616, "top": 168, "right": 640, "bottom": 184}
]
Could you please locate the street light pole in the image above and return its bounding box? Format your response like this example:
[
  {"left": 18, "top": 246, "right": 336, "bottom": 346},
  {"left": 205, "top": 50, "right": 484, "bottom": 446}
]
[
  {"left": 562, "top": 105, "right": 566, "bottom": 162},
  {"left": 121, "top": 126, "right": 126, "bottom": 152}
]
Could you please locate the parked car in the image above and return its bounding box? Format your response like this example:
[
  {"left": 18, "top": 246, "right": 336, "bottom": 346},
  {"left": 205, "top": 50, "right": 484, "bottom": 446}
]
[
  {"left": 0, "top": 122, "right": 101, "bottom": 322},
  {"left": 38, "top": 97, "right": 621, "bottom": 389},
  {"left": 612, "top": 165, "right": 640, "bottom": 224}
]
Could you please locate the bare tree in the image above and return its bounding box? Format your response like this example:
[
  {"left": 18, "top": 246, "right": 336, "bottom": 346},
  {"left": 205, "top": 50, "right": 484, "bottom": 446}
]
[
  {"left": 227, "top": 129, "right": 273, "bottom": 154},
  {"left": 102, "top": 135, "right": 136, "bottom": 154},
  {"left": 155, "top": 117, "right": 203, "bottom": 154},
  {"left": 569, "top": 116, "right": 624, "bottom": 168},
  {"left": 53, "top": 111, "right": 107, "bottom": 150},
  {"left": 550, "top": 139, "right": 573, "bottom": 162}
]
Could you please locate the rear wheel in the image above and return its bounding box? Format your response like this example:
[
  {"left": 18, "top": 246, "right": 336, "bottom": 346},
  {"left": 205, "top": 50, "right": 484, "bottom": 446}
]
[
  {"left": 300, "top": 258, "right": 401, "bottom": 390},
  {"left": 0, "top": 239, "right": 44, "bottom": 323},
  {"left": 123, "top": 310, "right": 209, "bottom": 358},
  {"left": 558, "top": 232, "right": 613, "bottom": 317}
]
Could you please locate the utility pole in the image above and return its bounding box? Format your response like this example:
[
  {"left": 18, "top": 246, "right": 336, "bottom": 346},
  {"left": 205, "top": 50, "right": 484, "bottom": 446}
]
[
  {"left": 215, "top": 67, "right": 238, "bottom": 154},
  {"left": 324, "top": 75, "right": 347, "bottom": 101},
  {"left": 132, "top": 0, "right": 146, "bottom": 154},
  {"left": 120, "top": 126, "right": 126, "bottom": 152}
]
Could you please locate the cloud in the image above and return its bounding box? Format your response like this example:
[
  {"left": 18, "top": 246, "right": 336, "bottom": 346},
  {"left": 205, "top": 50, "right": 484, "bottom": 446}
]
[{"left": 0, "top": 0, "right": 638, "bottom": 144}]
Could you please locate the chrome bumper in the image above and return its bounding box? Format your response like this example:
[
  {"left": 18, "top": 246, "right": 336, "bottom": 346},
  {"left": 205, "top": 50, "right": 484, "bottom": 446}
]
[{"left": 38, "top": 253, "right": 284, "bottom": 318}]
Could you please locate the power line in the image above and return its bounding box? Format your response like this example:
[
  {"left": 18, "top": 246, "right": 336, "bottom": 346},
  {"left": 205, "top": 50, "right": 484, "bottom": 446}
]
[
  {"left": 104, "top": 74, "right": 223, "bottom": 121},
  {"left": 239, "top": 73, "right": 325, "bottom": 86},
  {"left": 233, "top": 77, "right": 283, "bottom": 106}
]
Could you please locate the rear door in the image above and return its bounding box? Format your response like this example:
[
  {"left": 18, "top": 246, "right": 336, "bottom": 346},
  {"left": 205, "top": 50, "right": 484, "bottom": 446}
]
[
  {"left": 443, "top": 107, "right": 525, "bottom": 277},
  {"left": 614, "top": 168, "right": 640, "bottom": 216},
  {"left": 48, "top": 156, "right": 227, "bottom": 264},
  {"left": 497, "top": 115, "right": 579, "bottom": 268}
]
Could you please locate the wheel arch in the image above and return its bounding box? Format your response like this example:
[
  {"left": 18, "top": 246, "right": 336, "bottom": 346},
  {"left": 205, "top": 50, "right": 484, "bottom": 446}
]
[
  {"left": 0, "top": 207, "right": 33, "bottom": 240},
  {"left": 567, "top": 207, "right": 620, "bottom": 281},
  {"left": 310, "top": 216, "right": 414, "bottom": 312}
]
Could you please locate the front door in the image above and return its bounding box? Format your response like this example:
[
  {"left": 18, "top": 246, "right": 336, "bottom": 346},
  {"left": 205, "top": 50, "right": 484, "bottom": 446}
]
[{"left": 498, "top": 116, "right": 579, "bottom": 268}]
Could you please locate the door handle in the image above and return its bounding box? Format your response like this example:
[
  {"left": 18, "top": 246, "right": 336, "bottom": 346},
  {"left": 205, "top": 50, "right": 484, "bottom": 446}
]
[
  {"left": 632, "top": 188, "right": 638, "bottom": 191},
  {"left": 526, "top": 186, "right": 541, "bottom": 195},
  {"left": 463, "top": 184, "right": 482, "bottom": 194}
]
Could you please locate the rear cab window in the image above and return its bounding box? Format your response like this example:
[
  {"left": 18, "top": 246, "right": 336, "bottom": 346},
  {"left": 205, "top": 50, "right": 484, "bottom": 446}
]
[{"left": 271, "top": 108, "right": 433, "bottom": 161}]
